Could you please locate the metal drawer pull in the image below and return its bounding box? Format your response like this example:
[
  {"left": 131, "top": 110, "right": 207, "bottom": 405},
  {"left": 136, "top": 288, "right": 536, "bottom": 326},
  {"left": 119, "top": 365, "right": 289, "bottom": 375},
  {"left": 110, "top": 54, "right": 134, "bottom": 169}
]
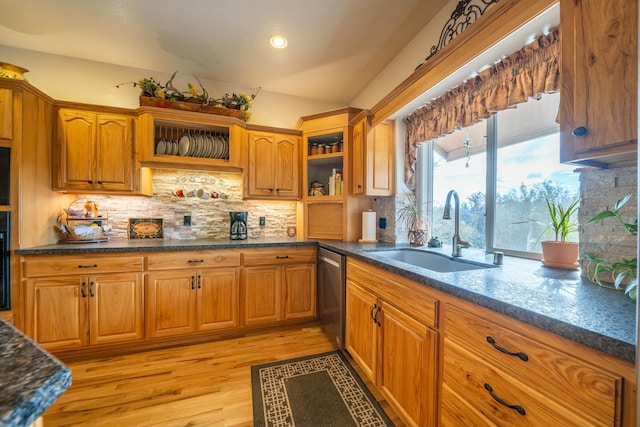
[
  {"left": 197, "top": 275, "right": 201, "bottom": 289},
  {"left": 89, "top": 281, "right": 95, "bottom": 297},
  {"left": 188, "top": 259, "right": 204, "bottom": 263},
  {"left": 484, "top": 383, "right": 525, "bottom": 416},
  {"left": 276, "top": 255, "right": 289, "bottom": 259},
  {"left": 78, "top": 264, "right": 98, "bottom": 269},
  {"left": 81, "top": 282, "right": 87, "bottom": 298},
  {"left": 370, "top": 303, "right": 378, "bottom": 321},
  {"left": 486, "top": 336, "right": 528, "bottom": 361},
  {"left": 191, "top": 276, "right": 195, "bottom": 290},
  {"left": 373, "top": 306, "right": 381, "bottom": 327}
]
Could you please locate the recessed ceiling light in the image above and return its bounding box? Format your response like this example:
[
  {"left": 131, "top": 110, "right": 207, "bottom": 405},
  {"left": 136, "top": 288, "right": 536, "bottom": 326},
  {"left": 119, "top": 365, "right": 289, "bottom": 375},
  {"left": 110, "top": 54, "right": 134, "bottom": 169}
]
[{"left": 270, "top": 34, "right": 288, "bottom": 49}]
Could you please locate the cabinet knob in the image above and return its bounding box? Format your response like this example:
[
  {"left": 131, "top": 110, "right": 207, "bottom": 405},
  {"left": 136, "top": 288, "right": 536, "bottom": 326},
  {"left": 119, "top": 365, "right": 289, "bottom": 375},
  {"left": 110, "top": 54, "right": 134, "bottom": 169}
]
[
  {"left": 572, "top": 126, "right": 587, "bottom": 137},
  {"left": 87, "top": 180, "right": 93, "bottom": 184},
  {"left": 357, "top": 184, "right": 363, "bottom": 189},
  {"left": 97, "top": 180, "right": 103, "bottom": 185}
]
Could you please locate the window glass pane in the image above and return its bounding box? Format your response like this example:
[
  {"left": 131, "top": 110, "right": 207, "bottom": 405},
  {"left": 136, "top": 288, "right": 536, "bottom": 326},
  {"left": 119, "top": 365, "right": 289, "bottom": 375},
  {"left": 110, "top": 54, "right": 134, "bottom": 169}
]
[
  {"left": 431, "top": 122, "right": 487, "bottom": 250},
  {"left": 494, "top": 133, "right": 579, "bottom": 253}
]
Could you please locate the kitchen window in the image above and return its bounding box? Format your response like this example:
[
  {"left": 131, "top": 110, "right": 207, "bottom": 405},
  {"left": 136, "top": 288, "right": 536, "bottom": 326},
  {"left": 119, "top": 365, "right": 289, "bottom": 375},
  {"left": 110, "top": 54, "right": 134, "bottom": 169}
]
[{"left": 420, "top": 92, "right": 580, "bottom": 259}]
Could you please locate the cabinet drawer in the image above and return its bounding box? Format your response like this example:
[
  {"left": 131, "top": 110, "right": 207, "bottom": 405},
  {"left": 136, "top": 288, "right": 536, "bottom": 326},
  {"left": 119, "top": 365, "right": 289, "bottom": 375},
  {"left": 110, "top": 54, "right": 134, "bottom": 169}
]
[
  {"left": 442, "top": 340, "right": 611, "bottom": 426},
  {"left": 347, "top": 259, "right": 437, "bottom": 328},
  {"left": 147, "top": 250, "right": 241, "bottom": 271},
  {"left": 444, "top": 304, "right": 622, "bottom": 426},
  {"left": 23, "top": 255, "right": 144, "bottom": 277},
  {"left": 242, "top": 247, "right": 316, "bottom": 266}
]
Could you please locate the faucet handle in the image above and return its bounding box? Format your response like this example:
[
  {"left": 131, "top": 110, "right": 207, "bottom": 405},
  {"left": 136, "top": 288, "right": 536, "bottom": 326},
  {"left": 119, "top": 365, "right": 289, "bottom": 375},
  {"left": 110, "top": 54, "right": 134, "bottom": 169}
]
[{"left": 457, "top": 239, "right": 472, "bottom": 248}]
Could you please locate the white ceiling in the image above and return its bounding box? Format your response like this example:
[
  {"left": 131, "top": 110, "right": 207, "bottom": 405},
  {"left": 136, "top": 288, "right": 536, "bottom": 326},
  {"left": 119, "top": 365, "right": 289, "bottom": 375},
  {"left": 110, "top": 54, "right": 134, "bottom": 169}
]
[{"left": 0, "top": 0, "right": 450, "bottom": 104}]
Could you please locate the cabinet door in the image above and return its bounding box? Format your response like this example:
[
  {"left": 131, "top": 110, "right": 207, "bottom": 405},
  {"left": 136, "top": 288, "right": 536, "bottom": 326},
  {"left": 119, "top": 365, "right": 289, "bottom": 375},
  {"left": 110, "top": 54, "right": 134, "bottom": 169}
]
[
  {"left": 146, "top": 270, "right": 197, "bottom": 338},
  {"left": 352, "top": 117, "right": 366, "bottom": 195},
  {"left": 95, "top": 114, "right": 133, "bottom": 191},
  {"left": 57, "top": 109, "right": 96, "bottom": 191},
  {"left": 25, "top": 277, "right": 88, "bottom": 350},
  {"left": 196, "top": 267, "right": 240, "bottom": 331},
  {"left": 560, "top": 0, "right": 638, "bottom": 164},
  {"left": 243, "top": 265, "right": 282, "bottom": 325},
  {"left": 247, "top": 133, "right": 277, "bottom": 197},
  {"left": 345, "top": 280, "right": 378, "bottom": 382},
  {"left": 379, "top": 301, "right": 437, "bottom": 427},
  {"left": 366, "top": 120, "right": 394, "bottom": 196},
  {"left": 283, "top": 263, "right": 316, "bottom": 320},
  {"left": 0, "top": 88, "right": 12, "bottom": 140},
  {"left": 274, "top": 134, "right": 299, "bottom": 198},
  {"left": 89, "top": 273, "right": 143, "bottom": 345}
]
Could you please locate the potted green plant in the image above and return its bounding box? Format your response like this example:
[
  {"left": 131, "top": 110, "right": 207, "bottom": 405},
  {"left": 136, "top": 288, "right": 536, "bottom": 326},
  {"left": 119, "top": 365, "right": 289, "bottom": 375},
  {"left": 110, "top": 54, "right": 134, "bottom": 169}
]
[
  {"left": 583, "top": 194, "right": 637, "bottom": 300},
  {"left": 397, "top": 195, "right": 430, "bottom": 246},
  {"left": 539, "top": 198, "right": 580, "bottom": 269}
]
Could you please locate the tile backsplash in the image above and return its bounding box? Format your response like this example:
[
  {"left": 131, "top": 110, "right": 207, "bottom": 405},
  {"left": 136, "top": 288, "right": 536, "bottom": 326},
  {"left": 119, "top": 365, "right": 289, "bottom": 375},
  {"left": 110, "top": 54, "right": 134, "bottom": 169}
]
[{"left": 67, "top": 169, "right": 298, "bottom": 240}]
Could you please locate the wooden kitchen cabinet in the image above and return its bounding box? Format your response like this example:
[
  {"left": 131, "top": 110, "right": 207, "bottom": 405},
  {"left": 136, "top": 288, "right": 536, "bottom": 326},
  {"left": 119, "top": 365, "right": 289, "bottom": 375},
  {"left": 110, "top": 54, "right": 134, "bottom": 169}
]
[
  {"left": 245, "top": 130, "right": 300, "bottom": 199},
  {"left": 145, "top": 250, "right": 241, "bottom": 338},
  {"left": 300, "top": 108, "right": 371, "bottom": 241},
  {"left": 346, "top": 258, "right": 438, "bottom": 427},
  {"left": 54, "top": 108, "right": 134, "bottom": 192},
  {"left": 22, "top": 254, "right": 144, "bottom": 351},
  {"left": 137, "top": 108, "right": 243, "bottom": 171},
  {"left": 560, "top": 0, "right": 638, "bottom": 166},
  {"left": 441, "top": 301, "right": 633, "bottom": 426},
  {"left": 351, "top": 113, "right": 394, "bottom": 197},
  {"left": 242, "top": 246, "right": 316, "bottom": 326},
  {"left": 351, "top": 114, "right": 366, "bottom": 196}
]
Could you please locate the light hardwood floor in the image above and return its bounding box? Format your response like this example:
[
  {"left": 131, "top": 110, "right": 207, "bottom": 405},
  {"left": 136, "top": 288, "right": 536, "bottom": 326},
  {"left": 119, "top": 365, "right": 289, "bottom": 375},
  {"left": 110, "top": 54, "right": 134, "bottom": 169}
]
[{"left": 44, "top": 323, "right": 403, "bottom": 426}]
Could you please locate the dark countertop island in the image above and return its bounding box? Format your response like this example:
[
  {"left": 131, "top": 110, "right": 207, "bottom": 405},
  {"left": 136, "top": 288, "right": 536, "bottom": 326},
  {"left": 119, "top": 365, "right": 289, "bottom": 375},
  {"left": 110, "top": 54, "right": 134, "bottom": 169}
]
[
  {"left": 0, "top": 319, "right": 71, "bottom": 426},
  {"left": 17, "top": 237, "right": 637, "bottom": 362}
]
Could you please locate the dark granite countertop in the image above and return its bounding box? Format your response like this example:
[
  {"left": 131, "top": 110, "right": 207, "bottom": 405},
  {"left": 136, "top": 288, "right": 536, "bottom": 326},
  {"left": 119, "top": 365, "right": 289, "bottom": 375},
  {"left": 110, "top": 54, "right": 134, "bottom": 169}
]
[
  {"left": 0, "top": 319, "right": 71, "bottom": 426},
  {"left": 17, "top": 238, "right": 637, "bottom": 362},
  {"left": 318, "top": 241, "right": 637, "bottom": 363},
  {"left": 15, "top": 237, "right": 316, "bottom": 255}
]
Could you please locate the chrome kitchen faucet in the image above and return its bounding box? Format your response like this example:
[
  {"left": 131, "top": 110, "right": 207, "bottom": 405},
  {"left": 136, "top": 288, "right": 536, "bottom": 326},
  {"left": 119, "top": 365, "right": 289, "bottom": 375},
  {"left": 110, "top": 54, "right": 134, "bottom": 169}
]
[{"left": 442, "top": 189, "right": 471, "bottom": 257}]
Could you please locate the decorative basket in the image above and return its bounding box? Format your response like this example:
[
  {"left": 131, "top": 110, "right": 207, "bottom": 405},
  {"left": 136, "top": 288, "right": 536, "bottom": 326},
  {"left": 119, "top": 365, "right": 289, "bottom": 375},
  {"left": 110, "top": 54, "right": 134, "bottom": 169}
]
[
  {"left": 139, "top": 96, "right": 171, "bottom": 108},
  {"left": 139, "top": 96, "right": 244, "bottom": 119}
]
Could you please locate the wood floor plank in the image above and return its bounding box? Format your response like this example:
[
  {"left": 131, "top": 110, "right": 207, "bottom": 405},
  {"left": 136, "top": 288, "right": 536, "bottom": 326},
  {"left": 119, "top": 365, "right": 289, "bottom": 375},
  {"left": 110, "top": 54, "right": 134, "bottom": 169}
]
[{"left": 44, "top": 324, "right": 404, "bottom": 426}]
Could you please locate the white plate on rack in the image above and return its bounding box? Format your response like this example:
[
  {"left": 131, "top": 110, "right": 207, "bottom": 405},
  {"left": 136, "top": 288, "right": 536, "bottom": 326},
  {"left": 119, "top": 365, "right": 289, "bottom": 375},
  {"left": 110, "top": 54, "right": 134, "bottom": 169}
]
[
  {"left": 178, "top": 135, "right": 190, "bottom": 156},
  {"left": 156, "top": 139, "right": 166, "bottom": 155}
]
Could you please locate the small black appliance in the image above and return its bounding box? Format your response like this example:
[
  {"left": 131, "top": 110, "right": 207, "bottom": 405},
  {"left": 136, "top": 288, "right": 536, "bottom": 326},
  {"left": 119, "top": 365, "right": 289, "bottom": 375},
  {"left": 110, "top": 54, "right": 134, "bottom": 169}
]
[{"left": 229, "top": 211, "right": 248, "bottom": 240}]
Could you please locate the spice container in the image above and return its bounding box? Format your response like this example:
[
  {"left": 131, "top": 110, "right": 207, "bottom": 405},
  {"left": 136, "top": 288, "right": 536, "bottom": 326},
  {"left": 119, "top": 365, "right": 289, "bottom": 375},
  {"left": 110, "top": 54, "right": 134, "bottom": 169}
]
[
  {"left": 317, "top": 144, "right": 326, "bottom": 155},
  {"left": 331, "top": 143, "right": 339, "bottom": 153}
]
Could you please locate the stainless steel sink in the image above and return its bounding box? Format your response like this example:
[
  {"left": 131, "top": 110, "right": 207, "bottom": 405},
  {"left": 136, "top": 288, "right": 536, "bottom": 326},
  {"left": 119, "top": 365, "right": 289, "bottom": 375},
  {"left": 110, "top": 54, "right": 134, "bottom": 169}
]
[{"left": 365, "top": 248, "right": 496, "bottom": 273}]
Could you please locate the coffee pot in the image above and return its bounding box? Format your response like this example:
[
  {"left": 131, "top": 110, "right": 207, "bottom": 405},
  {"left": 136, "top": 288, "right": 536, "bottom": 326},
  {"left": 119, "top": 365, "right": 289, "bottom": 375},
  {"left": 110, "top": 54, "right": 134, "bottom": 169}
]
[{"left": 229, "top": 212, "right": 248, "bottom": 240}]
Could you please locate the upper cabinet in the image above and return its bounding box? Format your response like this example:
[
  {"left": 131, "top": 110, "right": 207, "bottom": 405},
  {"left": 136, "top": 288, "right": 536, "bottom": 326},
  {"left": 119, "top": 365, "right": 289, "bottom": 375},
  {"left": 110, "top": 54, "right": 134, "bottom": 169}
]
[
  {"left": 137, "top": 107, "right": 243, "bottom": 171},
  {"left": 560, "top": 0, "right": 638, "bottom": 166},
  {"left": 245, "top": 130, "right": 301, "bottom": 199},
  {"left": 351, "top": 112, "right": 395, "bottom": 197},
  {"left": 300, "top": 108, "right": 372, "bottom": 241},
  {"left": 54, "top": 107, "right": 135, "bottom": 193}
]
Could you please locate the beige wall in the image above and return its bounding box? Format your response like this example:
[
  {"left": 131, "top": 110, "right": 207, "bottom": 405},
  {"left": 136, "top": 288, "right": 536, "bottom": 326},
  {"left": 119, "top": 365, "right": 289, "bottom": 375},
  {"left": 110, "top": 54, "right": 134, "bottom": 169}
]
[{"left": 0, "top": 45, "right": 343, "bottom": 129}]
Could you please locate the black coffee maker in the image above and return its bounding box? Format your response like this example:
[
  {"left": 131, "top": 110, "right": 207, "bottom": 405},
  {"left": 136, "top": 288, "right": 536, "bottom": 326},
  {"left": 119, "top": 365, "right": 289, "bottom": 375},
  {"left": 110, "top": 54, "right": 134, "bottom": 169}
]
[{"left": 229, "top": 212, "right": 248, "bottom": 240}]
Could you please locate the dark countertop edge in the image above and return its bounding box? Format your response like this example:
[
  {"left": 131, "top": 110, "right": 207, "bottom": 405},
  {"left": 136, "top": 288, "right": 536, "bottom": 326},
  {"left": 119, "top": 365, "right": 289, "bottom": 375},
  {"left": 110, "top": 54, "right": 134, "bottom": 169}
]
[
  {"left": 3, "top": 367, "right": 72, "bottom": 426},
  {"left": 0, "top": 318, "right": 72, "bottom": 426},
  {"left": 319, "top": 242, "right": 637, "bottom": 363},
  {"left": 15, "top": 238, "right": 317, "bottom": 255},
  {"left": 15, "top": 238, "right": 636, "bottom": 362}
]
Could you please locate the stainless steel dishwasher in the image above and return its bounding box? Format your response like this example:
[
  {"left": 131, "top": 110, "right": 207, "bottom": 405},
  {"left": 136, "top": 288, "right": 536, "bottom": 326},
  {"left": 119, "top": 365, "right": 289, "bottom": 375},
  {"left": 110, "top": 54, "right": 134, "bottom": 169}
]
[{"left": 317, "top": 247, "right": 345, "bottom": 351}]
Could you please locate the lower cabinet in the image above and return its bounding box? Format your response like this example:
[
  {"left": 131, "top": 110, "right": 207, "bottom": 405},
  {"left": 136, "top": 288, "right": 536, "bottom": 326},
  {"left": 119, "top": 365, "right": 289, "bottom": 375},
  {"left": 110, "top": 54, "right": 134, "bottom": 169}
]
[
  {"left": 23, "top": 254, "right": 144, "bottom": 351},
  {"left": 242, "top": 247, "right": 317, "bottom": 326},
  {"left": 145, "top": 251, "right": 241, "bottom": 338},
  {"left": 441, "top": 301, "right": 631, "bottom": 427},
  {"left": 346, "top": 258, "right": 439, "bottom": 427}
]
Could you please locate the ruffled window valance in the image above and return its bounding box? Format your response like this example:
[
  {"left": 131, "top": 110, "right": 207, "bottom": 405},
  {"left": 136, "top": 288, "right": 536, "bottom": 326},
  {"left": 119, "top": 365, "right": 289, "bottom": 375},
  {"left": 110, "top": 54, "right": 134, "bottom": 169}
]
[{"left": 404, "top": 27, "right": 560, "bottom": 190}]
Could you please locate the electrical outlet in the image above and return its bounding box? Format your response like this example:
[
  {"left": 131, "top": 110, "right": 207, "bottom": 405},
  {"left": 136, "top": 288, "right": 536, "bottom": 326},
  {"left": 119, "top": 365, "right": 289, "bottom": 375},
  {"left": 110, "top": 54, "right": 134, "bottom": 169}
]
[
  {"left": 379, "top": 218, "right": 387, "bottom": 229},
  {"left": 184, "top": 215, "right": 191, "bottom": 226},
  {"left": 259, "top": 216, "right": 266, "bottom": 227}
]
